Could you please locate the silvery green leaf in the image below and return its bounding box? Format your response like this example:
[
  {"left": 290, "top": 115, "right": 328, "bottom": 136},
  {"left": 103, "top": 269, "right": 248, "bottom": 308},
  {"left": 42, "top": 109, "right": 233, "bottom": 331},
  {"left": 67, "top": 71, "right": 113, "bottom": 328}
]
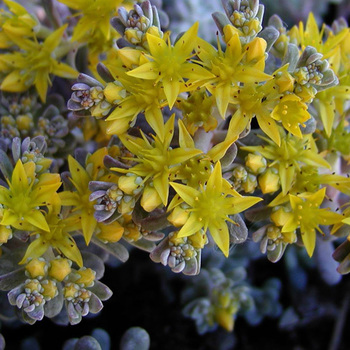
[
  {"left": 88, "top": 294, "right": 103, "bottom": 314},
  {"left": 92, "top": 238, "right": 129, "bottom": 262},
  {"left": 267, "top": 243, "right": 285, "bottom": 263},
  {"left": 0, "top": 149, "right": 13, "bottom": 179},
  {"left": 91, "top": 328, "right": 111, "bottom": 350},
  {"left": 7, "top": 285, "right": 22, "bottom": 305},
  {"left": 97, "top": 63, "right": 114, "bottom": 83},
  {"left": 0, "top": 269, "right": 25, "bottom": 291},
  {"left": 71, "top": 83, "right": 90, "bottom": 91},
  {"left": 300, "top": 116, "right": 316, "bottom": 134},
  {"left": 332, "top": 239, "right": 350, "bottom": 262},
  {"left": 21, "top": 311, "right": 36, "bottom": 325},
  {"left": 258, "top": 27, "right": 279, "bottom": 53},
  {"left": 256, "top": 3, "right": 264, "bottom": 22},
  {"left": 67, "top": 100, "right": 84, "bottom": 111},
  {"left": 226, "top": 266, "right": 247, "bottom": 282},
  {"left": 81, "top": 252, "right": 105, "bottom": 280},
  {"left": 228, "top": 214, "right": 248, "bottom": 244},
  {"left": 221, "top": 143, "right": 237, "bottom": 168},
  {"left": 126, "top": 238, "right": 156, "bottom": 252},
  {"left": 149, "top": 237, "right": 169, "bottom": 263},
  {"left": 77, "top": 74, "right": 104, "bottom": 88},
  {"left": 27, "top": 304, "right": 44, "bottom": 321},
  {"left": 62, "top": 338, "right": 78, "bottom": 350},
  {"left": 44, "top": 284, "right": 64, "bottom": 318},
  {"left": 212, "top": 12, "right": 230, "bottom": 35},
  {"left": 244, "top": 206, "right": 272, "bottom": 222},
  {"left": 74, "top": 336, "right": 102, "bottom": 350},
  {"left": 103, "top": 155, "right": 130, "bottom": 170},
  {"left": 222, "top": 0, "right": 235, "bottom": 16},
  {"left": 268, "top": 14, "right": 283, "bottom": 29},
  {"left": 89, "top": 281, "right": 113, "bottom": 301},
  {"left": 283, "top": 44, "right": 299, "bottom": 71},
  {"left": 120, "top": 327, "right": 150, "bottom": 350},
  {"left": 183, "top": 255, "right": 200, "bottom": 276},
  {"left": 67, "top": 301, "right": 82, "bottom": 325}
]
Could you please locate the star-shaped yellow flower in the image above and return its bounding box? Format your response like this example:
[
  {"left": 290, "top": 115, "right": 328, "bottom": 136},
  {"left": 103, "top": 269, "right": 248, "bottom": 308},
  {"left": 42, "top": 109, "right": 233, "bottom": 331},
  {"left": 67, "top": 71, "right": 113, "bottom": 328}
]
[
  {"left": 282, "top": 188, "right": 342, "bottom": 257},
  {"left": 170, "top": 162, "right": 262, "bottom": 257}
]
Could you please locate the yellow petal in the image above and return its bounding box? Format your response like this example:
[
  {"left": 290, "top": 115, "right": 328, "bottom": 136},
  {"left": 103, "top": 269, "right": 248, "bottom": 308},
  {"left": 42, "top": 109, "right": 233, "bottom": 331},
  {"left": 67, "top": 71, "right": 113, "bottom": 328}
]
[
  {"left": 81, "top": 210, "right": 97, "bottom": 245},
  {"left": 24, "top": 210, "right": 50, "bottom": 232},
  {"left": 209, "top": 222, "right": 229, "bottom": 257},
  {"left": 19, "top": 237, "right": 49, "bottom": 264},
  {"left": 56, "top": 234, "right": 83, "bottom": 267},
  {"left": 177, "top": 213, "right": 203, "bottom": 238},
  {"left": 68, "top": 155, "right": 90, "bottom": 193},
  {"left": 0, "top": 70, "right": 28, "bottom": 93},
  {"left": 301, "top": 229, "right": 316, "bottom": 257},
  {"left": 127, "top": 62, "right": 158, "bottom": 80},
  {"left": 170, "top": 182, "right": 199, "bottom": 207}
]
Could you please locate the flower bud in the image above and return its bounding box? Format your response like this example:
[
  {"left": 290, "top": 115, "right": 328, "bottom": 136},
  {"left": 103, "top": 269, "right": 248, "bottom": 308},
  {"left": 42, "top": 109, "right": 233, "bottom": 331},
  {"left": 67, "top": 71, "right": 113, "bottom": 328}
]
[
  {"left": 25, "top": 258, "right": 47, "bottom": 279},
  {"left": 48, "top": 258, "right": 72, "bottom": 282},
  {"left": 245, "top": 153, "right": 267, "bottom": 174},
  {"left": 258, "top": 168, "right": 280, "bottom": 194}
]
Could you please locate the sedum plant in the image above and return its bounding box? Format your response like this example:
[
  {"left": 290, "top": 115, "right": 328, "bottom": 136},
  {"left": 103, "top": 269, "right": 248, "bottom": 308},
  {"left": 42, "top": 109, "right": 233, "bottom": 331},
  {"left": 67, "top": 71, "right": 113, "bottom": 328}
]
[{"left": 0, "top": 0, "right": 350, "bottom": 348}]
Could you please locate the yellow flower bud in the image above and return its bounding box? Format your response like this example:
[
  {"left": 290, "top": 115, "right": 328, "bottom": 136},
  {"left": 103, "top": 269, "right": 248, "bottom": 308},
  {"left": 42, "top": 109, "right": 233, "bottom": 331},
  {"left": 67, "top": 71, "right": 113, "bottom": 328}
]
[
  {"left": 258, "top": 168, "right": 280, "bottom": 194},
  {"left": 103, "top": 83, "right": 124, "bottom": 103},
  {"left": 169, "top": 231, "right": 187, "bottom": 246},
  {"left": 266, "top": 225, "right": 281, "bottom": 240},
  {"left": 0, "top": 225, "right": 12, "bottom": 245},
  {"left": 275, "top": 70, "right": 294, "bottom": 93},
  {"left": 146, "top": 26, "right": 162, "bottom": 37},
  {"left": 25, "top": 258, "right": 47, "bottom": 279},
  {"left": 125, "top": 28, "right": 143, "bottom": 45},
  {"left": 48, "top": 258, "right": 72, "bottom": 282},
  {"left": 141, "top": 185, "right": 162, "bottom": 212},
  {"left": 214, "top": 308, "right": 234, "bottom": 332},
  {"left": 124, "top": 223, "right": 142, "bottom": 242},
  {"left": 241, "top": 174, "right": 257, "bottom": 193},
  {"left": 118, "top": 175, "right": 142, "bottom": 195},
  {"left": 41, "top": 280, "right": 58, "bottom": 300},
  {"left": 282, "top": 231, "right": 297, "bottom": 244},
  {"left": 16, "top": 114, "right": 33, "bottom": 132},
  {"left": 74, "top": 268, "right": 96, "bottom": 287},
  {"left": 168, "top": 206, "right": 189, "bottom": 227},
  {"left": 24, "top": 279, "right": 42, "bottom": 293},
  {"left": 118, "top": 196, "right": 135, "bottom": 215},
  {"left": 188, "top": 231, "right": 207, "bottom": 249},
  {"left": 245, "top": 153, "right": 267, "bottom": 174},
  {"left": 64, "top": 283, "right": 79, "bottom": 300},
  {"left": 271, "top": 207, "right": 292, "bottom": 227}
]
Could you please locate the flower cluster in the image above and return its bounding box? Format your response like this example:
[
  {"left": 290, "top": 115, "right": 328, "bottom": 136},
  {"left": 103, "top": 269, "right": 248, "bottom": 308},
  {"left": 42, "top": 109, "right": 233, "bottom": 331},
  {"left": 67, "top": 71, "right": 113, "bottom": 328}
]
[{"left": 0, "top": 0, "right": 350, "bottom": 341}]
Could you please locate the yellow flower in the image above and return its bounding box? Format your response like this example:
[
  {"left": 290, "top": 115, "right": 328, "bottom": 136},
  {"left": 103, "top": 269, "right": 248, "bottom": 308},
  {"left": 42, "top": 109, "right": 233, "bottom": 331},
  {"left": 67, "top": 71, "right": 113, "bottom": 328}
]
[
  {"left": 241, "top": 129, "right": 330, "bottom": 195},
  {"left": 127, "top": 22, "right": 215, "bottom": 109},
  {"left": 0, "top": 25, "right": 78, "bottom": 102},
  {"left": 169, "top": 162, "right": 262, "bottom": 257},
  {"left": 0, "top": 0, "right": 37, "bottom": 49},
  {"left": 0, "top": 160, "right": 61, "bottom": 232},
  {"left": 57, "top": 0, "right": 121, "bottom": 42},
  {"left": 196, "top": 26, "right": 271, "bottom": 118},
  {"left": 19, "top": 195, "right": 83, "bottom": 267},
  {"left": 282, "top": 188, "right": 342, "bottom": 257},
  {"left": 270, "top": 94, "right": 310, "bottom": 138},
  {"left": 59, "top": 148, "right": 119, "bottom": 244},
  {"left": 113, "top": 115, "right": 202, "bottom": 210},
  {"left": 288, "top": 12, "right": 349, "bottom": 58}
]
